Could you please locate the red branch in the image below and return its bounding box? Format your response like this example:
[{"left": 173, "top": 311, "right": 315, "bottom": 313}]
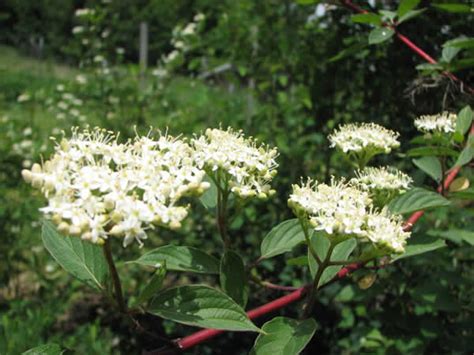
[{"left": 149, "top": 2, "right": 474, "bottom": 353}]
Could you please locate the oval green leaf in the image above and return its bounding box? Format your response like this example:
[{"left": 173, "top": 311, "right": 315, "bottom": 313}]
[
  {"left": 392, "top": 235, "right": 446, "bottom": 261},
  {"left": 388, "top": 188, "right": 451, "bottom": 215},
  {"left": 220, "top": 251, "right": 249, "bottom": 308},
  {"left": 369, "top": 28, "right": 395, "bottom": 45},
  {"left": 412, "top": 156, "right": 442, "bottom": 182},
  {"left": 149, "top": 285, "right": 260, "bottom": 332},
  {"left": 260, "top": 219, "right": 306, "bottom": 259},
  {"left": 250, "top": 317, "right": 316, "bottom": 355},
  {"left": 132, "top": 245, "right": 219, "bottom": 274},
  {"left": 22, "top": 343, "right": 63, "bottom": 355},
  {"left": 133, "top": 262, "right": 167, "bottom": 307},
  {"left": 41, "top": 220, "right": 107, "bottom": 291}
]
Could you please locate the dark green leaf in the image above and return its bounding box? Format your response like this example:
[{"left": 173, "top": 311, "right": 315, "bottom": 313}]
[
  {"left": 397, "top": 0, "right": 421, "bottom": 17},
  {"left": 328, "top": 42, "right": 367, "bottom": 63},
  {"left": 149, "top": 285, "right": 260, "bottom": 332},
  {"left": 398, "top": 8, "right": 426, "bottom": 24},
  {"left": 388, "top": 188, "right": 451, "bottom": 215},
  {"left": 22, "top": 344, "right": 62, "bottom": 355},
  {"left": 134, "top": 263, "right": 167, "bottom": 306},
  {"left": 412, "top": 156, "right": 442, "bottom": 182},
  {"left": 220, "top": 251, "right": 248, "bottom": 308},
  {"left": 449, "top": 186, "right": 474, "bottom": 200},
  {"left": 260, "top": 219, "right": 305, "bottom": 259},
  {"left": 449, "top": 58, "right": 474, "bottom": 71},
  {"left": 308, "top": 234, "right": 356, "bottom": 287},
  {"left": 286, "top": 256, "right": 308, "bottom": 266},
  {"left": 295, "top": 0, "right": 321, "bottom": 4},
  {"left": 432, "top": 3, "right": 472, "bottom": 13},
  {"left": 250, "top": 317, "right": 317, "bottom": 355},
  {"left": 393, "top": 235, "right": 446, "bottom": 260},
  {"left": 428, "top": 229, "right": 474, "bottom": 246},
  {"left": 41, "top": 221, "right": 107, "bottom": 290},
  {"left": 456, "top": 105, "right": 473, "bottom": 136},
  {"left": 133, "top": 245, "right": 219, "bottom": 274},
  {"left": 351, "top": 13, "right": 382, "bottom": 26},
  {"left": 369, "top": 28, "right": 395, "bottom": 45}
]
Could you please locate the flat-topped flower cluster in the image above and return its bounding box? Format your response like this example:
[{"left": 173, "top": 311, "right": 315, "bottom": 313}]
[
  {"left": 23, "top": 127, "right": 278, "bottom": 246},
  {"left": 328, "top": 122, "right": 400, "bottom": 154},
  {"left": 352, "top": 166, "right": 412, "bottom": 193},
  {"left": 414, "top": 112, "right": 456, "bottom": 134},
  {"left": 192, "top": 128, "right": 278, "bottom": 199},
  {"left": 289, "top": 178, "right": 410, "bottom": 253}
]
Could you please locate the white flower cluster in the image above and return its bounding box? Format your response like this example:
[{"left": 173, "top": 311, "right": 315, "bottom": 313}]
[
  {"left": 414, "top": 112, "right": 457, "bottom": 134},
  {"left": 22, "top": 127, "right": 209, "bottom": 247},
  {"left": 46, "top": 87, "right": 86, "bottom": 122},
  {"left": 289, "top": 178, "right": 410, "bottom": 253},
  {"left": 352, "top": 167, "right": 412, "bottom": 192},
  {"left": 192, "top": 128, "right": 278, "bottom": 199},
  {"left": 329, "top": 123, "right": 400, "bottom": 154}
]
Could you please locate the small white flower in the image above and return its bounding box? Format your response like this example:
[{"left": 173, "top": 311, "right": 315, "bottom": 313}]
[
  {"left": 76, "top": 75, "right": 87, "bottom": 85},
  {"left": 194, "top": 13, "right": 205, "bottom": 22},
  {"left": 72, "top": 26, "right": 84, "bottom": 35},
  {"left": 75, "top": 8, "right": 95, "bottom": 17},
  {"left": 365, "top": 209, "right": 410, "bottom": 253},
  {"left": 414, "top": 112, "right": 457, "bottom": 134},
  {"left": 329, "top": 123, "right": 400, "bottom": 154},
  {"left": 17, "top": 93, "right": 31, "bottom": 102},
  {"left": 182, "top": 22, "right": 197, "bottom": 36},
  {"left": 352, "top": 167, "right": 412, "bottom": 192},
  {"left": 192, "top": 127, "right": 278, "bottom": 199}
]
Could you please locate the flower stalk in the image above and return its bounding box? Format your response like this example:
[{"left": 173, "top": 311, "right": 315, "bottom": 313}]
[{"left": 103, "top": 239, "right": 127, "bottom": 313}]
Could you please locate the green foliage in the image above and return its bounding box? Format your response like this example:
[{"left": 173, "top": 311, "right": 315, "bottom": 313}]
[
  {"left": 251, "top": 317, "right": 317, "bottom": 355},
  {"left": 260, "top": 219, "right": 305, "bottom": 259},
  {"left": 388, "top": 188, "right": 451, "bottom": 214},
  {"left": 149, "top": 285, "right": 260, "bottom": 332},
  {"left": 368, "top": 28, "right": 395, "bottom": 45},
  {"left": 220, "top": 251, "right": 249, "bottom": 307},
  {"left": 22, "top": 343, "right": 62, "bottom": 355},
  {"left": 41, "top": 221, "right": 107, "bottom": 291},
  {"left": 132, "top": 245, "right": 220, "bottom": 274},
  {"left": 412, "top": 156, "right": 442, "bottom": 182},
  {"left": 392, "top": 234, "right": 446, "bottom": 261}
]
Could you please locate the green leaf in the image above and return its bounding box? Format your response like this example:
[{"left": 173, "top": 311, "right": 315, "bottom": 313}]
[
  {"left": 149, "top": 285, "right": 260, "bottom": 332},
  {"left": 428, "top": 229, "right": 474, "bottom": 246},
  {"left": 199, "top": 175, "right": 218, "bottom": 209},
  {"left": 442, "top": 46, "right": 461, "bottom": 63},
  {"left": 398, "top": 8, "right": 426, "bottom": 24},
  {"left": 456, "top": 105, "right": 473, "bottom": 136},
  {"left": 328, "top": 42, "right": 367, "bottom": 63},
  {"left": 351, "top": 13, "right": 382, "bottom": 26},
  {"left": 416, "top": 63, "right": 444, "bottom": 72},
  {"left": 295, "top": 0, "right": 321, "bottom": 4},
  {"left": 406, "top": 146, "right": 458, "bottom": 157},
  {"left": 286, "top": 256, "right": 308, "bottom": 266},
  {"left": 388, "top": 188, "right": 451, "bottom": 215},
  {"left": 432, "top": 3, "right": 472, "bottom": 13},
  {"left": 397, "top": 0, "right": 421, "bottom": 17},
  {"left": 250, "top": 317, "right": 317, "bottom": 355},
  {"left": 369, "top": 28, "right": 395, "bottom": 45},
  {"left": 443, "top": 37, "right": 474, "bottom": 49},
  {"left": 132, "top": 245, "right": 219, "bottom": 274},
  {"left": 379, "top": 10, "right": 397, "bottom": 21},
  {"left": 22, "top": 344, "right": 63, "bottom": 355},
  {"left": 308, "top": 234, "right": 357, "bottom": 287},
  {"left": 41, "top": 220, "right": 107, "bottom": 290},
  {"left": 449, "top": 186, "right": 474, "bottom": 200},
  {"left": 133, "top": 263, "right": 167, "bottom": 307},
  {"left": 220, "top": 251, "right": 248, "bottom": 308},
  {"left": 392, "top": 235, "right": 446, "bottom": 261},
  {"left": 454, "top": 144, "right": 474, "bottom": 167},
  {"left": 412, "top": 156, "right": 442, "bottom": 182},
  {"left": 260, "top": 219, "right": 305, "bottom": 259}
]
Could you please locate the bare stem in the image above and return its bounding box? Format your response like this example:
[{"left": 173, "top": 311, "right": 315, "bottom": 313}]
[
  {"left": 103, "top": 239, "right": 127, "bottom": 313},
  {"left": 299, "top": 218, "right": 322, "bottom": 265}
]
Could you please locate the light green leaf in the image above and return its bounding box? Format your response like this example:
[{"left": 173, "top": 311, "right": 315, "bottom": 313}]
[
  {"left": 41, "top": 220, "right": 107, "bottom": 290},
  {"left": 456, "top": 105, "right": 473, "bottom": 136},
  {"left": 432, "top": 3, "right": 472, "bottom": 13},
  {"left": 443, "top": 37, "right": 474, "bottom": 49},
  {"left": 442, "top": 46, "right": 461, "bottom": 63},
  {"left": 199, "top": 175, "right": 218, "bottom": 209},
  {"left": 133, "top": 263, "right": 167, "bottom": 307},
  {"left": 397, "top": 0, "right": 421, "bottom": 17},
  {"left": 416, "top": 63, "right": 444, "bottom": 72},
  {"left": 260, "top": 219, "right": 306, "bottom": 259},
  {"left": 369, "top": 28, "right": 395, "bottom": 45},
  {"left": 398, "top": 8, "right": 426, "bottom": 24},
  {"left": 428, "top": 229, "right": 474, "bottom": 246},
  {"left": 379, "top": 10, "right": 397, "bottom": 21},
  {"left": 351, "top": 13, "right": 382, "bottom": 26},
  {"left": 454, "top": 144, "right": 474, "bottom": 167},
  {"left": 149, "top": 285, "right": 260, "bottom": 332},
  {"left": 22, "top": 344, "right": 63, "bottom": 355},
  {"left": 132, "top": 245, "right": 219, "bottom": 274},
  {"left": 412, "top": 156, "right": 442, "bottom": 182},
  {"left": 392, "top": 235, "right": 446, "bottom": 261},
  {"left": 308, "top": 234, "right": 357, "bottom": 287},
  {"left": 220, "top": 251, "right": 248, "bottom": 308},
  {"left": 388, "top": 188, "right": 451, "bottom": 215},
  {"left": 250, "top": 317, "right": 317, "bottom": 355}
]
